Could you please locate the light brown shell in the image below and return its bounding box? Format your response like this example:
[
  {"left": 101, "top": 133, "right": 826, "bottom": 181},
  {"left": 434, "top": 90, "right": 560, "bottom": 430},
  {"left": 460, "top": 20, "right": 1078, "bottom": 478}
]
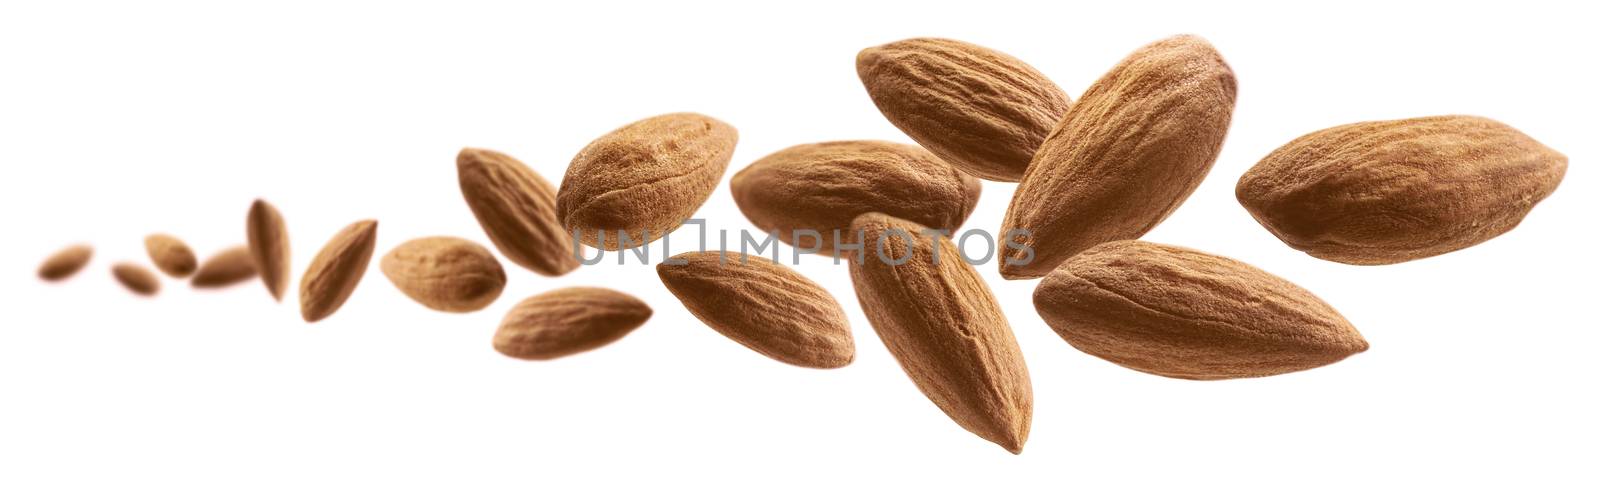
[
  {"left": 111, "top": 262, "right": 160, "bottom": 296},
  {"left": 493, "top": 287, "right": 652, "bottom": 360},
  {"left": 848, "top": 213, "right": 1031, "bottom": 454},
  {"left": 556, "top": 113, "right": 737, "bottom": 250},
  {"left": 380, "top": 236, "right": 506, "bottom": 313},
  {"left": 1000, "top": 35, "right": 1237, "bottom": 279},
  {"left": 38, "top": 244, "right": 92, "bottom": 281},
  {"left": 299, "top": 220, "right": 378, "bottom": 322},
  {"left": 144, "top": 234, "right": 197, "bottom": 278},
  {"left": 246, "top": 199, "right": 291, "bottom": 300},
  {"left": 191, "top": 246, "right": 258, "bottom": 288},
  {"left": 858, "top": 38, "right": 1072, "bottom": 181},
  {"left": 730, "top": 140, "right": 981, "bottom": 257},
  {"left": 1236, "top": 115, "right": 1568, "bottom": 264},
  {"left": 458, "top": 148, "right": 581, "bottom": 276},
  {"left": 657, "top": 251, "right": 854, "bottom": 369},
  {"left": 1034, "top": 240, "right": 1368, "bottom": 380}
]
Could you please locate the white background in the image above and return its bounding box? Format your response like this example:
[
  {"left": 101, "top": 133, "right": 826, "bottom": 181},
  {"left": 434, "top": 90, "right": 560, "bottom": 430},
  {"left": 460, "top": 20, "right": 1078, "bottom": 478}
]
[{"left": 2, "top": 1, "right": 1595, "bottom": 482}]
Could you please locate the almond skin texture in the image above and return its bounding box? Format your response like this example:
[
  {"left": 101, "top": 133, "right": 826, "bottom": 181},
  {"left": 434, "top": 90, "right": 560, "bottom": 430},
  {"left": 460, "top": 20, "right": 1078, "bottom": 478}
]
[
  {"left": 656, "top": 251, "right": 854, "bottom": 369},
  {"left": 556, "top": 113, "right": 737, "bottom": 250},
  {"left": 858, "top": 38, "right": 1072, "bottom": 181},
  {"left": 1000, "top": 35, "right": 1237, "bottom": 279},
  {"left": 1237, "top": 115, "right": 1568, "bottom": 265},
  {"left": 246, "top": 199, "right": 291, "bottom": 300},
  {"left": 730, "top": 141, "right": 981, "bottom": 257},
  {"left": 1034, "top": 240, "right": 1368, "bottom": 380},
  {"left": 191, "top": 246, "right": 257, "bottom": 288},
  {"left": 111, "top": 263, "right": 160, "bottom": 296},
  {"left": 299, "top": 220, "right": 378, "bottom": 323},
  {"left": 848, "top": 213, "right": 1031, "bottom": 454},
  {"left": 381, "top": 236, "right": 506, "bottom": 313},
  {"left": 143, "top": 234, "right": 197, "bottom": 278},
  {"left": 493, "top": 287, "right": 652, "bottom": 360},
  {"left": 458, "top": 148, "right": 581, "bottom": 276},
  {"left": 38, "top": 244, "right": 92, "bottom": 281}
]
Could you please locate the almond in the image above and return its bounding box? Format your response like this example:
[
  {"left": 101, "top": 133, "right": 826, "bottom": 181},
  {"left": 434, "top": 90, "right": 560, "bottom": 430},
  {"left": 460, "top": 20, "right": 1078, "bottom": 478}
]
[
  {"left": 111, "top": 262, "right": 160, "bottom": 296},
  {"left": 656, "top": 251, "right": 854, "bottom": 369},
  {"left": 1236, "top": 115, "right": 1568, "bottom": 265},
  {"left": 192, "top": 246, "right": 258, "bottom": 288},
  {"left": 246, "top": 199, "right": 291, "bottom": 300},
  {"left": 493, "top": 287, "right": 652, "bottom": 360},
  {"left": 1000, "top": 35, "right": 1237, "bottom": 279},
  {"left": 299, "top": 220, "right": 379, "bottom": 322},
  {"left": 730, "top": 141, "right": 981, "bottom": 257},
  {"left": 38, "top": 244, "right": 93, "bottom": 281},
  {"left": 556, "top": 113, "right": 737, "bottom": 250},
  {"left": 458, "top": 148, "right": 581, "bottom": 276},
  {"left": 848, "top": 212, "right": 1031, "bottom": 454},
  {"left": 1034, "top": 240, "right": 1368, "bottom": 380},
  {"left": 858, "top": 38, "right": 1072, "bottom": 181},
  {"left": 380, "top": 236, "right": 505, "bottom": 313},
  {"left": 144, "top": 234, "right": 197, "bottom": 278}
]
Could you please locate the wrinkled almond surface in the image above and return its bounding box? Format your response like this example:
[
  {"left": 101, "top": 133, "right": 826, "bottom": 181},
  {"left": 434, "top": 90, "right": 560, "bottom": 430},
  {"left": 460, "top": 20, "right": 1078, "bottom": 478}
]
[
  {"left": 858, "top": 38, "right": 1071, "bottom": 181},
  {"left": 731, "top": 140, "right": 981, "bottom": 256},
  {"left": 493, "top": 287, "right": 652, "bottom": 360},
  {"left": 38, "top": 244, "right": 92, "bottom": 281},
  {"left": 144, "top": 234, "right": 197, "bottom": 278},
  {"left": 300, "top": 220, "right": 378, "bottom": 322},
  {"left": 1237, "top": 115, "right": 1568, "bottom": 264},
  {"left": 458, "top": 148, "right": 581, "bottom": 276},
  {"left": 849, "top": 213, "right": 1031, "bottom": 454},
  {"left": 246, "top": 199, "right": 291, "bottom": 300},
  {"left": 556, "top": 113, "right": 737, "bottom": 250},
  {"left": 381, "top": 236, "right": 505, "bottom": 313},
  {"left": 657, "top": 251, "right": 854, "bottom": 369},
  {"left": 1001, "top": 35, "right": 1237, "bottom": 279},
  {"left": 111, "top": 262, "right": 160, "bottom": 296},
  {"left": 1035, "top": 240, "right": 1368, "bottom": 380}
]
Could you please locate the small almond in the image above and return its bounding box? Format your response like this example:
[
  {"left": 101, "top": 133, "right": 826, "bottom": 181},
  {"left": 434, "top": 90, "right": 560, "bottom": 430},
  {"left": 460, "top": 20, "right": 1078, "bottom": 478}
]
[
  {"left": 144, "top": 234, "right": 197, "bottom": 278},
  {"left": 111, "top": 262, "right": 160, "bottom": 296},
  {"left": 657, "top": 251, "right": 854, "bottom": 369},
  {"left": 381, "top": 236, "right": 506, "bottom": 313},
  {"left": 458, "top": 148, "right": 581, "bottom": 276},
  {"left": 299, "top": 220, "right": 379, "bottom": 322},
  {"left": 493, "top": 287, "right": 652, "bottom": 360},
  {"left": 192, "top": 246, "right": 258, "bottom": 288},
  {"left": 1034, "top": 240, "right": 1368, "bottom": 380},
  {"left": 246, "top": 199, "right": 291, "bottom": 300},
  {"left": 38, "top": 244, "right": 93, "bottom": 281}
]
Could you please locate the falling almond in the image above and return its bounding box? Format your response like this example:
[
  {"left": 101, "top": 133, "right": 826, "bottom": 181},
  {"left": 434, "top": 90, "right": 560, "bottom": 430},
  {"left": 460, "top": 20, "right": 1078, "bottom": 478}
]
[
  {"left": 299, "top": 220, "right": 378, "bottom": 322},
  {"left": 657, "top": 251, "right": 854, "bottom": 369},
  {"left": 246, "top": 199, "right": 291, "bottom": 300}
]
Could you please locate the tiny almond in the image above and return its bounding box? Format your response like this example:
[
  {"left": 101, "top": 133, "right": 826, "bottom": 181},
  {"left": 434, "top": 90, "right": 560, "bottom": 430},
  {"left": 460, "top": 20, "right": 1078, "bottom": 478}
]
[
  {"left": 111, "top": 262, "right": 160, "bottom": 296},
  {"left": 144, "top": 234, "right": 197, "bottom": 278},
  {"left": 246, "top": 199, "right": 291, "bottom": 300},
  {"left": 493, "top": 287, "right": 652, "bottom": 360},
  {"left": 38, "top": 244, "right": 93, "bottom": 281},
  {"left": 192, "top": 246, "right": 258, "bottom": 288}
]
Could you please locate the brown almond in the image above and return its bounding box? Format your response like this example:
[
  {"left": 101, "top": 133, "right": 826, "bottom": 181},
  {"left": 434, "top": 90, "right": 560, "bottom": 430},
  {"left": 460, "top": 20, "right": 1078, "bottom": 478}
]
[
  {"left": 1000, "top": 35, "right": 1237, "bottom": 279},
  {"left": 191, "top": 246, "right": 258, "bottom": 288},
  {"left": 857, "top": 38, "right": 1072, "bottom": 181},
  {"left": 380, "top": 236, "right": 505, "bottom": 313},
  {"left": 493, "top": 287, "right": 652, "bottom": 360},
  {"left": 1034, "top": 240, "right": 1368, "bottom": 380},
  {"left": 656, "top": 251, "right": 854, "bottom": 369},
  {"left": 144, "top": 234, "right": 197, "bottom": 278},
  {"left": 246, "top": 199, "right": 291, "bottom": 300},
  {"left": 730, "top": 141, "right": 981, "bottom": 256},
  {"left": 848, "top": 212, "right": 1031, "bottom": 454},
  {"left": 1237, "top": 115, "right": 1568, "bottom": 265},
  {"left": 38, "top": 244, "right": 93, "bottom": 281},
  {"left": 111, "top": 262, "right": 160, "bottom": 296},
  {"left": 458, "top": 148, "right": 581, "bottom": 276},
  {"left": 556, "top": 113, "right": 737, "bottom": 250},
  {"left": 299, "top": 220, "right": 379, "bottom": 322}
]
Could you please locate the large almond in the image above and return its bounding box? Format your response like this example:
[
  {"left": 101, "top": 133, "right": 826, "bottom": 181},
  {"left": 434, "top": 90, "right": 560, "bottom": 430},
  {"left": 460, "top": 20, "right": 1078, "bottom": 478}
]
[
  {"left": 246, "top": 199, "right": 291, "bottom": 300},
  {"left": 858, "top": 38, "right": 1071, "bottom": 181},
  {"left": 144, "top": 234, "right": 197, "bottom": 278},
  {"left": 657, "top": 251, "right": 854, "bottom": 369},
  {"left": 191, "top": 246, "right": 257, "bottom": 288},
  {"left": 848, "top": 212, "right": 1031, "bottom": 454},
  {"left": 556, "top": 113, "right": 737, "bottom": 250},
  {"left": 38, "top": 244, "right": 92, "bottom": 281},
  {"left": 1000, "top": 35, "right": 1237, "bottom": 279},
  {"left": 730, "top": 140, "right": 980, "bottom": 256},
  {"left": 493, "top": 287, "right": 652, "bottom": 360},
  {"left": 381, "top": 236, "right": 506, "bottom": 313},
  {"left": 458, "top": 148, "right": 581, "bottom": 276},
  {"left": 1034, "top": 240, "right": 1368, "bottom": 380},
  {"left": 299, "top": 220, "right": 378, "bottom": 322},
  {"left": 1237, "top": 115, "right": 1568, "bottom": 265},
  {"left": 111, "top": 262, "right": 160, "bottom": 296}
]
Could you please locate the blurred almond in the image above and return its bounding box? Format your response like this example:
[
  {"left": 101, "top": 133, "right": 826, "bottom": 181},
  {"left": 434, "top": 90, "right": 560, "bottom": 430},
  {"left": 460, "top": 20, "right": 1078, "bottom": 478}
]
[
  {"left": 38, "top": 244, "right": 92, "bottom": 281},
  {"left": 144, "top": 234, "right": 197, "bottom": 278},
  {"left": 246, "top": 199, "right": 291, "bottom": 300},
  {"left": 111, "top": 263, "right": 160, "bottom": 296}
]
